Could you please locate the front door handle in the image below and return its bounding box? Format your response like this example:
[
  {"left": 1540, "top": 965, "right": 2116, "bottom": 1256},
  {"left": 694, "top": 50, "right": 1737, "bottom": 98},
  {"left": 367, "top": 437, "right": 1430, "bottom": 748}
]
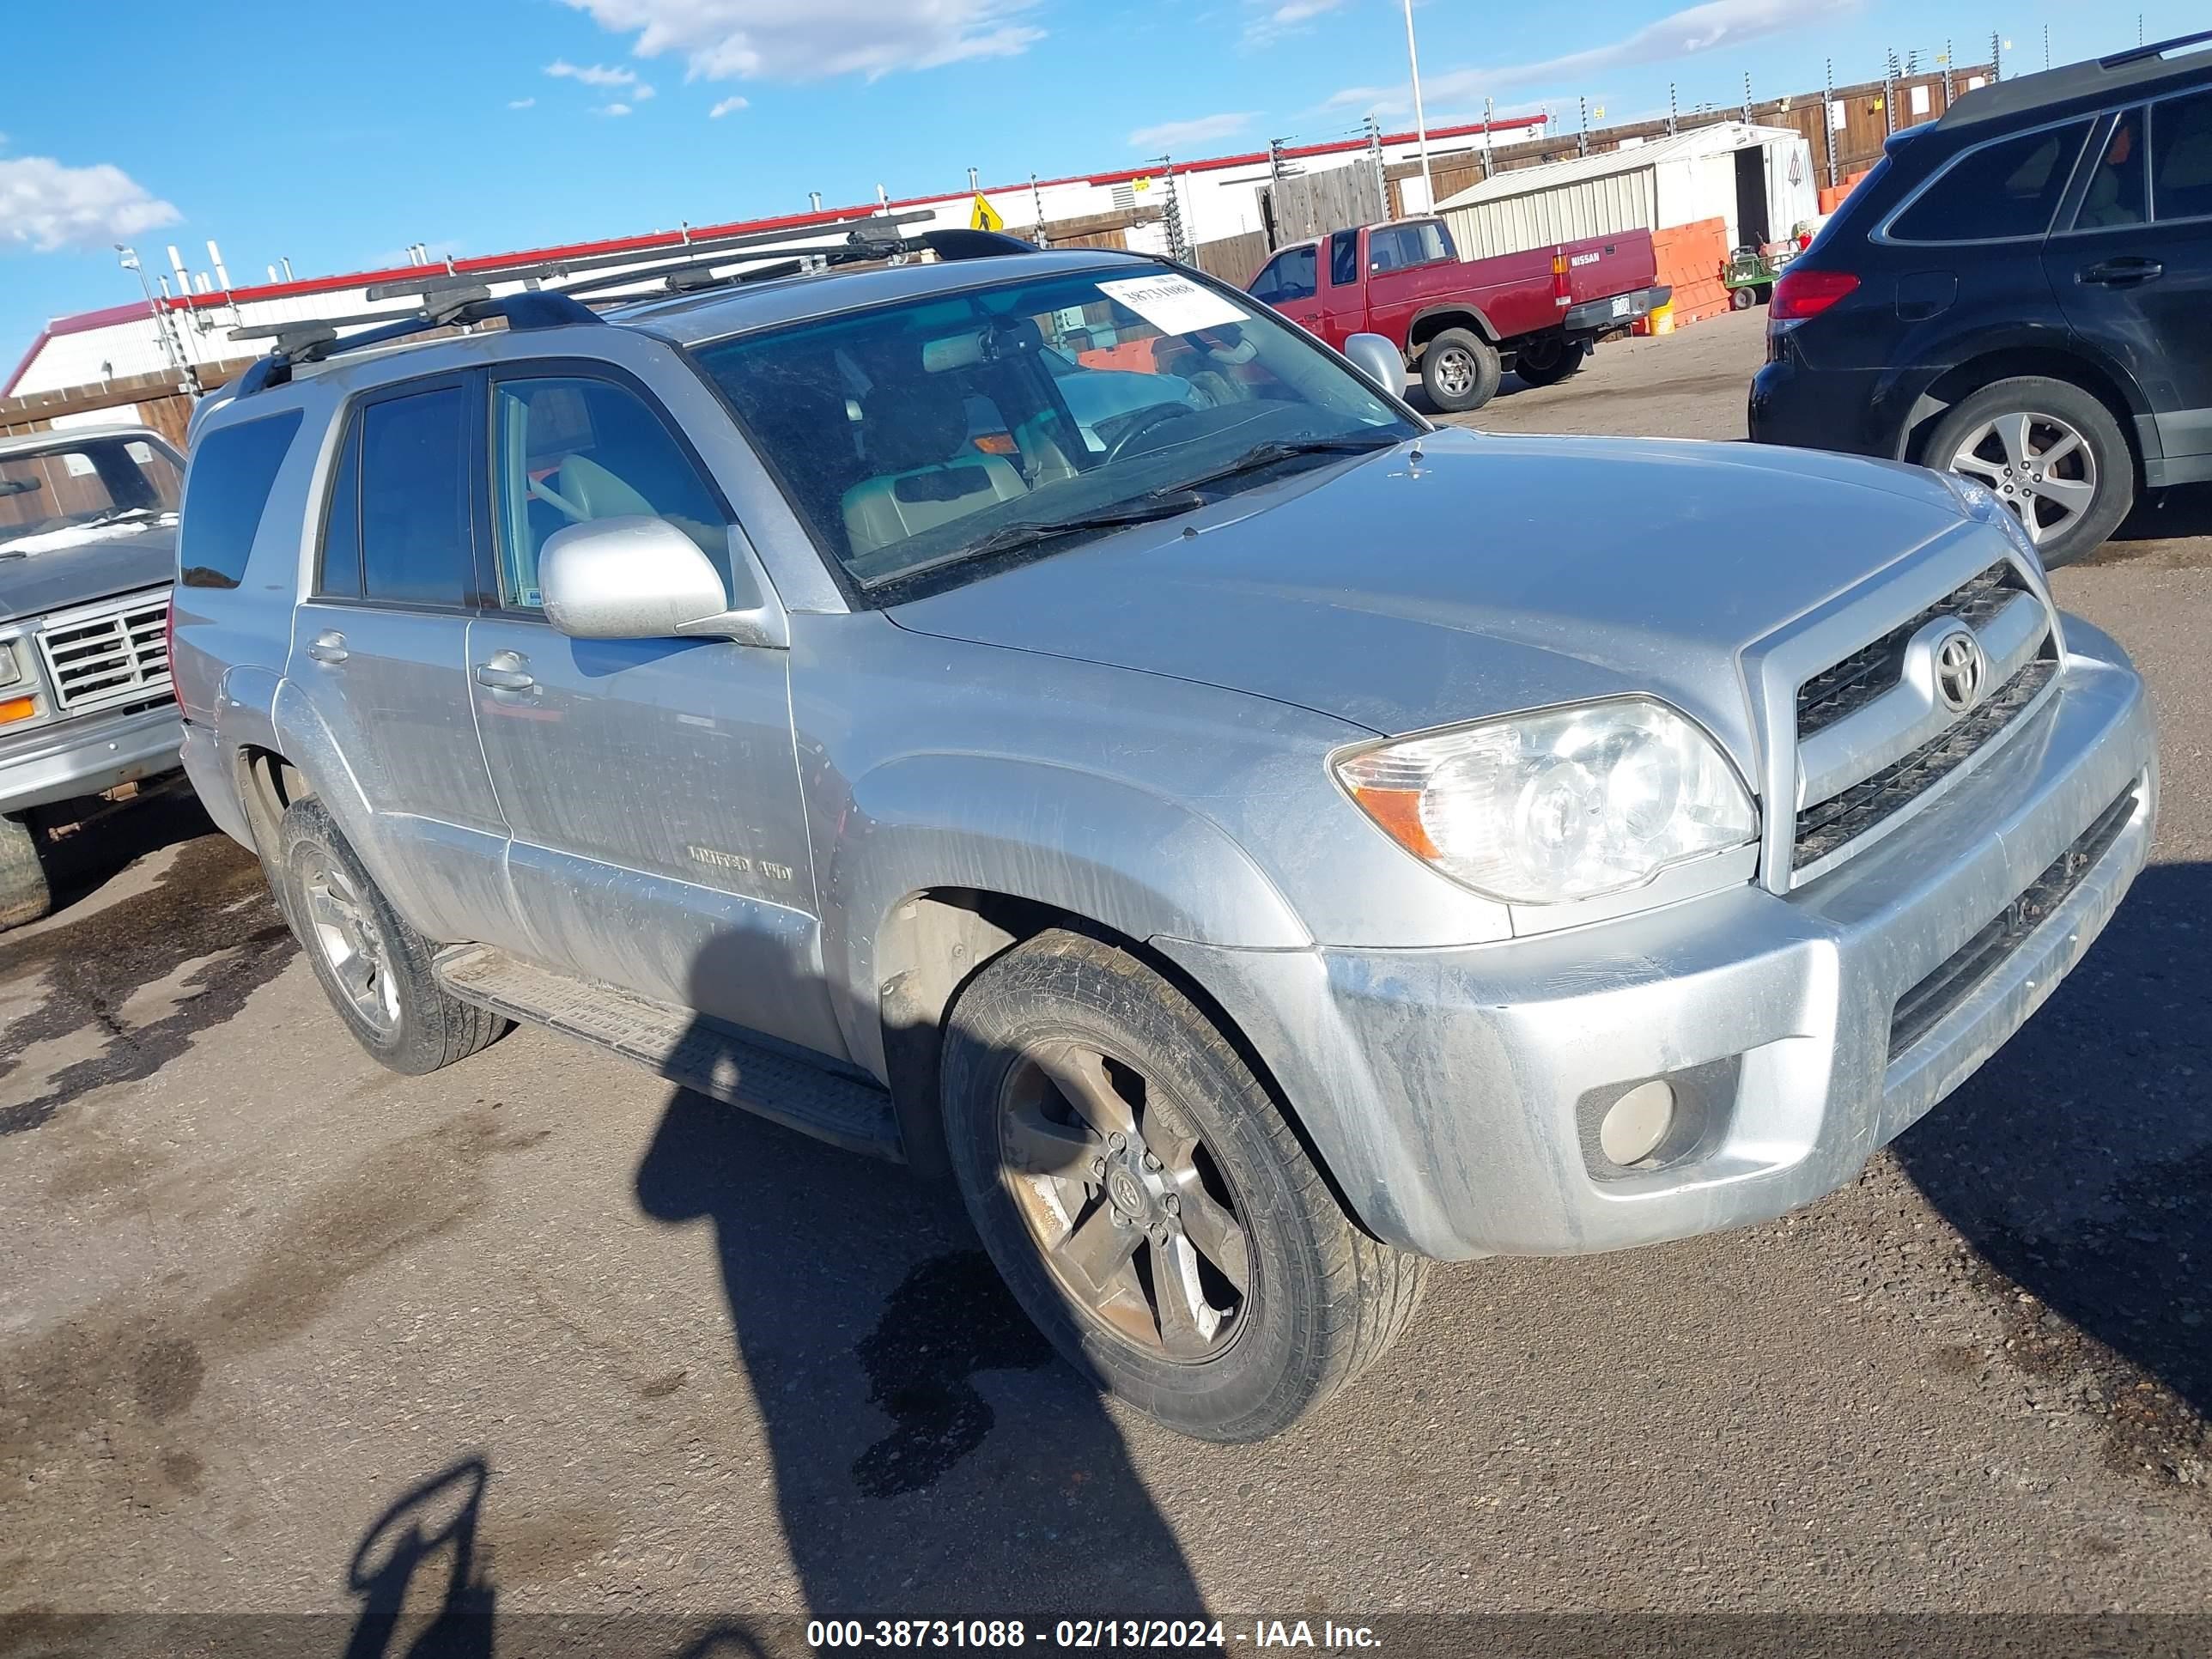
[
  {"left": 2081, "top": 258, "right": 2164, "bottom": 287},
  {"left": 306, "top": 630, "right": 348, "bottom": 665},
  {"left": 473, "top": 651, "right": 536, "bottom": 693}
]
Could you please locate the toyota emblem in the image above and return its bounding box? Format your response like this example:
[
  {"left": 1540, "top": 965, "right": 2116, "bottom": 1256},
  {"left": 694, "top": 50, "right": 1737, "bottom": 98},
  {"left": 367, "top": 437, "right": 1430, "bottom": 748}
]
[{"left": 1935, "top": 629, "right": 1987, "bottom": 713}]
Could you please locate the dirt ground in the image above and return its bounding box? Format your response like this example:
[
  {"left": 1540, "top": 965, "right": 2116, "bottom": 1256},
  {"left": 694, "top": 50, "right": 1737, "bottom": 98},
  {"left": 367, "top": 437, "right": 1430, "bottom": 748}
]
[{"left": 3, "top": 307, "right": 2209, "bottom": 1648}]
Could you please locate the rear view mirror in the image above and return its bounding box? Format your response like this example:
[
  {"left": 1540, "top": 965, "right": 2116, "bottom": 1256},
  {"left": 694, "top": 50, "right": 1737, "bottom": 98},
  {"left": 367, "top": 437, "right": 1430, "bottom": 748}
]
[
  {"left": 0, "top": 478, "right": 41, "bottom": 498},
  {"left": 1342, "top": 332, "right": 1407, "bottom": 396},
  {"left": 539, "top": 516, "right": 783, "bottom": 647}
]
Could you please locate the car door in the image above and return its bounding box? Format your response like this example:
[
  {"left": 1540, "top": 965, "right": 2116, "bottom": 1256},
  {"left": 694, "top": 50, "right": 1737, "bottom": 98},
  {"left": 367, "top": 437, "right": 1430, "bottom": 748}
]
[
  {"left": 289, "top": 371, "right": 528, "bottom": 951},
  {"left": 1255, "top": 245, "right": 1322, "bottom": 333},
  {"left": 465, "top": 363, "right": 846, "bottom": 1057},
  {"left": 1315, "top": 228, "right": 1365, "bottom": 348},
  {"left": 2046, "top": 94, "right": 2212, "bottom": 480}
]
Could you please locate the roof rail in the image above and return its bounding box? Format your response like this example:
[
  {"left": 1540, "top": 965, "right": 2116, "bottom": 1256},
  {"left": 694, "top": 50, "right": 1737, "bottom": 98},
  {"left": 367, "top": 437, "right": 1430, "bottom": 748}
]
[
  {"left": 230, "top": 289, "right": 602, "bottom": 397},
  {"left": 2101, "top": 26, "right": 2212, "bottom": 67}
]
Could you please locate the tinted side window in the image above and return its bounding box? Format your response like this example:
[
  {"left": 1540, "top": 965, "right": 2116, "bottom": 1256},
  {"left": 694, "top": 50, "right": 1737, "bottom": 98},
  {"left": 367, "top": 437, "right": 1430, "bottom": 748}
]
[
  {"left": 2153, "top": 88, "right": 2212, "bottom": 222},
  {"left": 2073, "top": 110, "right": 2148, "bottom": 229},
  {"left": 1329, "top": 230, "right": 1359, "bottom": 288},
  {"left": 318, "top": 417, "right": 363, "bottom": 599},
  {"left": 1276, "top": 245, "right": 1318, "bottom": 302},
  {"left": 1890, "top": 120, "right": 2093, "bottom": 241},
  {"left": 178, "top": 413, "right": 301, "bottom": 589},
  {"left": 1249, "top": 257, "right": 1284, "bottom": 302},
  {"left": 491, "top": 376, "right": 726, "bottom": 608},
  {"left": 357, "top": 386, "right": 475, "bottom": 605}
]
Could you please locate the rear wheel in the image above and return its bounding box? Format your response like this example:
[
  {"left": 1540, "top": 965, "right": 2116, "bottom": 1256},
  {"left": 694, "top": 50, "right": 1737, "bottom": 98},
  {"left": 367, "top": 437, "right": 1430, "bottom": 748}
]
[
  {"left": 276, "top": 797, "right": 507, "bottom": 1073},
  {"left": 1420, "top": 327, "right": 1502, "bottom": 413},
  {"left": 0, "top": 812, "right": 52, "bottom": 930},
  {"left": 1511, "top": 333, "right": 1589, "bottom": 388},
  {"left": 1925, "top": 376, "right": 2134, "bottom": 568},
  {"left": 1729, "top": 284, "right": 1756, "bottom": 311},
  {"left": 941, "top": 930, "right": 1427, "bottom": 1443}
]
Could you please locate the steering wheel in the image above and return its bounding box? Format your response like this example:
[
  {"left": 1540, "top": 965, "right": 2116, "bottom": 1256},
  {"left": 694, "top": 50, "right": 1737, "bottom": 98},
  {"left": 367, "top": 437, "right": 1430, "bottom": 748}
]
[
  {"left": 529, "top": 475, "right": 588, "bottom": 523},
  {"left": 1103, "top": 403, "right": 1199, "bottom": 464}
]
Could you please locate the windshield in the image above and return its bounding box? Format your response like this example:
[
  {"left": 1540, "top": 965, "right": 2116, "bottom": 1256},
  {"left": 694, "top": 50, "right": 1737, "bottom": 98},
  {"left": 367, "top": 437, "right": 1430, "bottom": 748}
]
[
  {"left": 689, "top": 265, "right": 1418, "bottom": 590},
  {"left": 0, "top": 434, "right": 182, "bottom": 556}
]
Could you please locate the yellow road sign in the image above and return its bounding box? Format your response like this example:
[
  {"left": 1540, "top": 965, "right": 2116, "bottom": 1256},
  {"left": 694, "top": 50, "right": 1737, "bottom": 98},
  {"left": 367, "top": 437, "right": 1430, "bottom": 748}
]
[{"left": 969, "top": 193, "right": 1003, "bottom": 231}]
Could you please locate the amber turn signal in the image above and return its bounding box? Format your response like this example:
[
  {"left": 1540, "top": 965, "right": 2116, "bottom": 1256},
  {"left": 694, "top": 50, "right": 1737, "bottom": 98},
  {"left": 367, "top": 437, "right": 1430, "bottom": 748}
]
[{"left": 0, "top": 696, "right": 37, "bottom": 725}]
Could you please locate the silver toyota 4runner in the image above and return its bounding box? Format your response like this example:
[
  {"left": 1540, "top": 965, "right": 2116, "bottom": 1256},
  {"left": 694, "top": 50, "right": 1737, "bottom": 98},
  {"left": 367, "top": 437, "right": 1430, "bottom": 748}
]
[
  {"left": 173, "top": 232, "right": 2157, "bottom": 1442},
  {"left": 0, "top": 425, "right": 186, "bottom": 926}
]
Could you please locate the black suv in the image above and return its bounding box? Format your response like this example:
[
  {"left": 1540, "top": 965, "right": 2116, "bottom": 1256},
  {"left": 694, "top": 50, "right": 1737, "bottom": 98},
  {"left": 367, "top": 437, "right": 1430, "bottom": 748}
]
[{"left": 1750, "top": 30, "right": 2212, "bottom": 565}]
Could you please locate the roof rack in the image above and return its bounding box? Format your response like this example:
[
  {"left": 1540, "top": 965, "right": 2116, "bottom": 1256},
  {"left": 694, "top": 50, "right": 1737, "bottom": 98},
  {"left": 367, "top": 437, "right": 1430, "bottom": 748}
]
[
  {"left": 1939, "top": 27, "right": 2212, "bottom": 129},
  {"left": 223, "top": 214, "right": 1047, "bottom": 398}
]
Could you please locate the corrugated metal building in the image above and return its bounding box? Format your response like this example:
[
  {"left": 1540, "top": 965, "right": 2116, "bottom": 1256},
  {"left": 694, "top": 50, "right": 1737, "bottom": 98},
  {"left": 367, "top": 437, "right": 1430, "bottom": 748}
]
[{"left": 1434, "top": 122, "right": 1820, "bottom": 259}]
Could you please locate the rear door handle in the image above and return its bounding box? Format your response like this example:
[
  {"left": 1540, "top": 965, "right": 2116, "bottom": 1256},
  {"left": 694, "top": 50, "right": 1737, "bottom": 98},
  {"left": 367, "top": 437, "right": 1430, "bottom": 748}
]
[
  {"left": 473, "top": 651, "right": 536, "bottom": 693},
  {"left": 306, "top": 630, "right": 348, "bottom": 665},
  {"left": 2081, "top": 258, "right": 2164, "bottom": 286}
]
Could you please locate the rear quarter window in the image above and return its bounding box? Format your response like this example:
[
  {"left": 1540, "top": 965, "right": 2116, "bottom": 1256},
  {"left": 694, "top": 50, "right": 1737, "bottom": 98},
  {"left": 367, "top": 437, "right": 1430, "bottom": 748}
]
[
  {"left": 179, "top": 410, "right": 303, "bottom": 589},
  {"left": 1887, "top": 120, "right": 2094, "bottom": 242}
]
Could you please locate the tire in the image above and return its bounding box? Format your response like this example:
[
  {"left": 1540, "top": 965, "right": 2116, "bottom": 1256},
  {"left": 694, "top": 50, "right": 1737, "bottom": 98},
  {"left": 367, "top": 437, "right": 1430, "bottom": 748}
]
[
  {"left": 1419, "top": 326, "right": 1502, "bottom": 413},
  {"left": 1923, "top": 375, "right": 2135, "bottom": 568},
  {"left": 275, "top": 796, "right": 507, "bottom": 1074},
  {"left": 940, "top": 930, "right": 1428, "bottom": 1442},
  {"left": 0, "top": 812, "right": 52, "bottom": 930},
  {"left": 1512, "top": 333, "right": 1589, "bottom": 388},
  {"left": 1729, "top": 284, "right": 1756, "bottom": 311}
]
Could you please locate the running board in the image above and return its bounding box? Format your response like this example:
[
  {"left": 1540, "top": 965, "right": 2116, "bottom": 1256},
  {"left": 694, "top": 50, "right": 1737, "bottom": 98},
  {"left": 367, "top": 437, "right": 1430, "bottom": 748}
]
[{"left": 431, "top": 944, "right": 902, "bottom": 1160}]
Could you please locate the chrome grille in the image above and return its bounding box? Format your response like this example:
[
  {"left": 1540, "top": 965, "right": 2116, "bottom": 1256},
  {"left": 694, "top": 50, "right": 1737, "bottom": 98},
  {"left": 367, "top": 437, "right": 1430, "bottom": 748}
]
[
  {"left": 1796, "top": 562, "right": 2022, "bottom": 740},
  {"left": 35, "top": 590, "right": 171, "bottom": 714},
  {"left": 1787, "top": 556, "right": 2059, "bottom": 881},
  {"left": 1795, "top": 652, "right": 2056, "bottom": 868}
]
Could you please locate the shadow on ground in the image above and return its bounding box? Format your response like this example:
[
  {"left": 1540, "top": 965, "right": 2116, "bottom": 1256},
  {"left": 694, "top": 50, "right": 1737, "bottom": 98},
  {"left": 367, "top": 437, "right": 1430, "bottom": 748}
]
[{"left": 1893, "top": 859, "right": 2212, "bottom": 1482}]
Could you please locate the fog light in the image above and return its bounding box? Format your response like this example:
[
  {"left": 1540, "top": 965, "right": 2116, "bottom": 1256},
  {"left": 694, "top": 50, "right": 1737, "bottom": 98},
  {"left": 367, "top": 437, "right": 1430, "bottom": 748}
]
[{"left": 1600, "top": 1080, "right": 1676, "bottom": 1166}]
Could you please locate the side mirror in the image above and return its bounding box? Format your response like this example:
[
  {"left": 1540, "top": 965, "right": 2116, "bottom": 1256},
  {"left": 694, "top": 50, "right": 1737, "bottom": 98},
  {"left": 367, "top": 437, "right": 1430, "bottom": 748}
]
[
  {"left": 539, "top": 516, "right": 784, "bottom": 647},
  {"left": 1342, "top": 332, "right": 1407, "bottom": 396}
]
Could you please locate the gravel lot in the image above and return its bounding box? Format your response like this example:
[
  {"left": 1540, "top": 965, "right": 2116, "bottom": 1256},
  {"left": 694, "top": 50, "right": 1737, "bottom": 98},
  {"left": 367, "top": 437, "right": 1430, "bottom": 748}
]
[{"left": 4, "top": 307, "right": 2209, "bottom": 1638}]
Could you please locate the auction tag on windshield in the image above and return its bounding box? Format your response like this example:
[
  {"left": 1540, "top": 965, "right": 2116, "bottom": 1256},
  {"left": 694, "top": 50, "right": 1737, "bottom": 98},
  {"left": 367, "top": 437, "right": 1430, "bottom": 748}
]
[{"left": 1097, "top": 275, "right": 1248, "bottom": 336}]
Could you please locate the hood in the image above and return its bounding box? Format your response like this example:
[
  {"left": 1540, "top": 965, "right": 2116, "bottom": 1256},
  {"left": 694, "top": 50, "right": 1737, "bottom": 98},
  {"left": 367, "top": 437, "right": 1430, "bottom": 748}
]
[
  {"left": 0, "top": 523, "right": 176, "bottom": 624},
  {"left": 890, "top": 428, "right": 1982, "bottom": 775}
]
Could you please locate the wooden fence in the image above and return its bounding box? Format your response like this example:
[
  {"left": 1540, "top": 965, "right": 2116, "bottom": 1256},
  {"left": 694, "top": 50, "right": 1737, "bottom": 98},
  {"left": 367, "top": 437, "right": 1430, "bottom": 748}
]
[
  {"left": 1261, "top": 165, "right": 1389, "bottom": 246},
  {"left": 1190, "top": 231, "right": 1271, "bottom": 288}
]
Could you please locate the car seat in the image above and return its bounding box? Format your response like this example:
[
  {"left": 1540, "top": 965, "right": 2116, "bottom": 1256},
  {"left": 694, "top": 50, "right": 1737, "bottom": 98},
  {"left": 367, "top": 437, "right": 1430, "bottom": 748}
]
[{"left": 841, "top": 380, "right": 1027, "bottom": 556}]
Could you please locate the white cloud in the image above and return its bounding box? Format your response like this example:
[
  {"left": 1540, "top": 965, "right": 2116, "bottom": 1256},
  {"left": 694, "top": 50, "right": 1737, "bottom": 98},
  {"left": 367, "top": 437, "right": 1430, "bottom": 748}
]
[
  {"left": 0, "top": 155, "right": 180, "bottom": 253},
  {"left": 1127, "top": 112, "right": 1258, "bottom": 153},
  {"left": 559, "top": 0, "right": 1044, "bottom": 82},
  {"left": 634, "top": 82, "right": 658, "bottom": 99},
  {"left": 1243, "top": 0, "right": 1346, "bottom": 46},
  {"left": 507, "top": 96, "right": 538, "bottom": 108},
  {"left": 592, "top": 101, "right": 635, "bottom": 116},
  {"left": 1328, "top": 0, "right": 1835, "bottom": 112},
  {"left": 708, "top": 95, "right": 749, "bottom": 117},
  {"left": 546, "top": 58, "right": 641, "bottom": 87}
]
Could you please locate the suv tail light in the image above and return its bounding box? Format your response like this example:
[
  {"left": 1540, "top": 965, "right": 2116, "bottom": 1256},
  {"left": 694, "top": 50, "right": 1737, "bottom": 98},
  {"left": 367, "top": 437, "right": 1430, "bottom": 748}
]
[{"left": 1770, "top": 269, "right": 1859, "bottom": 322}]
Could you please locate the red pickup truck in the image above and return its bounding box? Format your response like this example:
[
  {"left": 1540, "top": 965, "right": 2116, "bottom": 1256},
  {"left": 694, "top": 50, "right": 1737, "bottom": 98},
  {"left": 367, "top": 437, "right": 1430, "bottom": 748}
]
[{"left": 1247, "top": 217, "right": 1670, "bottom": 413}]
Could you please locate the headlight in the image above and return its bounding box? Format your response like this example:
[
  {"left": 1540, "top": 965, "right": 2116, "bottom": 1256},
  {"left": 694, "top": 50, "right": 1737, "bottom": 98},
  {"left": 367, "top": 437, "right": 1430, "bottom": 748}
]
[
  {"left": 0, "top": 643, "right": 18, "bottom": 690},
  {"left": 1941, "top": 471, "right": 2040, "bottom": 567},
  {"left": 1333, "top": 696, "right": 1759, "bottom": 905}
]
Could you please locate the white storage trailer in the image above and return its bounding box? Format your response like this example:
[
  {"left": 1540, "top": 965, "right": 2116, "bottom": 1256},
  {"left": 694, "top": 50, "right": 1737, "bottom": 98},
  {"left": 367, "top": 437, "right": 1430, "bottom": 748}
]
[{"left": 1434, "top": 122, "right": 1820, "bottom": 259}]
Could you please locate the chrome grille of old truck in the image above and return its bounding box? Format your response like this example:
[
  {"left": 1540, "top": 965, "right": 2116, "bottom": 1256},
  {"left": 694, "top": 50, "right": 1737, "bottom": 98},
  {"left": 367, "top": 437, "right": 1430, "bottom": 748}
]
[
  {"left": 1787, "top": 558, "right": 2059, "bottom": 885},
  {"left": 34, "top": 588, "right": 173, "bottom": 715}
]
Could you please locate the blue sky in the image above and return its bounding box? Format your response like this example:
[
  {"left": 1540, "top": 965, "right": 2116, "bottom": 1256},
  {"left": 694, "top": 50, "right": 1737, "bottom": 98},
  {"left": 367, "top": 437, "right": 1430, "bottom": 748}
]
[{"left": 2, "top": 0, "right": 2201, "bottom": 369}]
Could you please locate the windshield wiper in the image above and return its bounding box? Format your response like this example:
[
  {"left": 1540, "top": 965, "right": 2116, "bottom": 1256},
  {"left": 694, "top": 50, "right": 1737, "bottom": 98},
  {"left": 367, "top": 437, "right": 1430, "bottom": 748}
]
[
  {"left": 1152, "top": 434, "right": 1403, "bottom": 499},
  {"left": 923, "top": 490, "right": 1213, "bottom": 568}
]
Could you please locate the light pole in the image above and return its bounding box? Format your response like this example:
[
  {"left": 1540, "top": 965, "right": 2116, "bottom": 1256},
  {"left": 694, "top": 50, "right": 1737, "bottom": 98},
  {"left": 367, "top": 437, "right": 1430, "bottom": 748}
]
[
  {"left": 116, "top": 245, "right": 200, "bottom": 395},
  {"left": 1401, "top": 0, "right": 1434, "bottom": 210}
]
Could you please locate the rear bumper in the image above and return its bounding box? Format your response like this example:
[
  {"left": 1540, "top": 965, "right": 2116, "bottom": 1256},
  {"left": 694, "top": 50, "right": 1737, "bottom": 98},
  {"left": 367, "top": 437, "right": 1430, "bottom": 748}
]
[
  {"left": 1561, "top": 283, "right": 1671, "bottom": 334},
  {"left": 0, "top": 701, "right": 182, "bottom": 816},
  {"left": 1164, "top": 617, "right": 2155, "bottom": 1261},
  {"left": 1748, "top": 351, "right": 1914, "bottom": 458}
]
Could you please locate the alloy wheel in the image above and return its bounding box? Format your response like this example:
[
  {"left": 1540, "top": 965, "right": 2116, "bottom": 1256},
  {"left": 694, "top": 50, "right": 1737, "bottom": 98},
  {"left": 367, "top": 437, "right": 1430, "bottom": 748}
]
[
  {"left": 300, "top": 852, "right": 399, "bottom": 1034},
  {"left": 1949, "top": 410, "right": 2099, "bottom": 550},
  {"left": 998, "top": 1040, "right": 1250, "bottom": 1360},
  {"left": 1433, "top": 347, "right": 1476, "bottom": 399}
]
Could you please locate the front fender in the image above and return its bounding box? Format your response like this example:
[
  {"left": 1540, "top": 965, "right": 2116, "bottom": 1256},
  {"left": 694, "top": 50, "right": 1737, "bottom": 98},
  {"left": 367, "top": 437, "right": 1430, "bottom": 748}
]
[{"left": 822, "top": 754, "right": 1310, "bottom": 1079}]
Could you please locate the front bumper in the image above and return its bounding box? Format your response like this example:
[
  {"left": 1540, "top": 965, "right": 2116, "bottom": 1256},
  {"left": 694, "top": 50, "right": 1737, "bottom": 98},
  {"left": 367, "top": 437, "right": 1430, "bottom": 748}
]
[
  {"left": 0, "top": 699, "right": 183, "bottom": 816},
  {"left": 1164, "top": 617, "right": 2156, "bottom": 1260}
]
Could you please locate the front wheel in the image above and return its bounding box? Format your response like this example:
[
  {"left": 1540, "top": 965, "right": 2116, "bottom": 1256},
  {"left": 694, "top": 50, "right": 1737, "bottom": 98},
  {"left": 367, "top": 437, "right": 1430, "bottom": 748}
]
[
  {"left": 275, "top": 796, "right": 508, "bottom": 1074},
  {"left": 1729, "top": 284, "right": 1756, "bottom": 311},
  {"left": 1924, "top": 376, "right": 2134, "bottom": 568},
  {"left": 0, "top": 812, "right": 52, "bottom": 929},
  {"left": 940, "top": 930, "right": 1428, "bottom": 1442},
  {"left": 1420, "top": 326, "right": 1502, "bottom": 413}
]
